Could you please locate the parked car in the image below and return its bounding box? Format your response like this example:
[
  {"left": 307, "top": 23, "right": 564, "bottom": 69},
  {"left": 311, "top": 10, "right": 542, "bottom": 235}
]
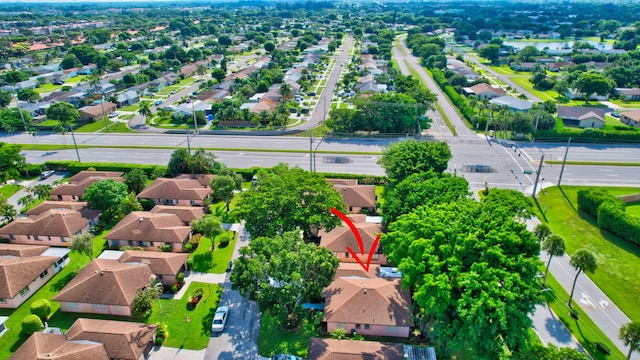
[
  {"left": 271, "top": 355, "right": 302, "bottom": 360},
  {"left": 155, "top": 100, "right": 163, "bottom": 106},
  {"left": 40, "top": 170, "right": 55, "bottom": 180},
  {"left": 108, "top": 112, "right": 119, "bottom": 118},
  {"left": 611, "top": 112, "right": 621, "bottom": 118},
  {"left": 211, "top": 306, "right": 229, "bottom": 332},
  {"left": 226, "top": 261, "right": 233, "bottom": 272}
]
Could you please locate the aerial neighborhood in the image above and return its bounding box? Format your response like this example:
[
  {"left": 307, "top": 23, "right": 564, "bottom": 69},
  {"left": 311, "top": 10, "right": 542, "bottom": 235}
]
[{"left": 0, "top": 1, "right": 639, "bottom": 360}]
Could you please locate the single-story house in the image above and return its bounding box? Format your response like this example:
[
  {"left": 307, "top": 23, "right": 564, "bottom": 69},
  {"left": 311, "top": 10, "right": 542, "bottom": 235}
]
[
  {"left": 489, "top": 96, "right": 533, "bottom": 112},
  {"left": 564, "top": 88, "right": 610, "bottom": 101},
  {"left": 115, "top": 90, "right": 140, "bottom": 107},
  {"left": 53, "top": 259, "right": 155, "bottom": 316},
  {"left": 319, "top": 215, "right": 385, "bottom": 265},
  {"left": 0, "top": 244, "right": 70, "bottom": 308},
  {"left": 104, "top": 211, "right": 192, "bottom": 252},
  {"left": 307, "top": 338, "right": 405, "bottom": 360},
  {"left": 509, "top": 62, "right": 537, "bottom": 71},
  {"left": 10, "top": 318, "right": 156, "bottom": 360},
  {"left": 173, "top": 100, "right": 210, "bottom": 119},
  {"left": 78, "top": 101, "right": 117, "bottom": 122},
  {"left": 113, "top": 250, "right": 188, "bottom": 285},
  {"left": 97, "top": 82, "right": 116, "bottom": 98},
  {"left": 615, "top": 88, "right": 640, "bottom": 101},
  {"left": 327, "top": 179, "right": 377, "bottom": 214},
  {"left": 463, "top": 83, "right": 506, "bottom": 100},
  {"left": 15, "top": 79, "right": 37, "bottom": 90},
  {"left": 557, "top": 106, "right": 605, "bottom": 129},
  {"left": 50, "top": 171, "right": 124, "bottom": 201},
  {"left": 0, "top": 201, "right": 101, "bottom": 247},
  {"left": 137, "top": 174, "right": 214, "bottom": 207},
  {"left": 149, "top": 205, "right": 204, "bottom": 226},
  {"left": 323, "top": 276, "right": 413, "bottom": 338},
  {"left": 621, "top": 110, "right": 640, "bottom": 128}
]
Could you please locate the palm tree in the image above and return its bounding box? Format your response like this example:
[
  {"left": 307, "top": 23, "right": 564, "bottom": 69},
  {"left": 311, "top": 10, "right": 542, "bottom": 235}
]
[
  {"left": 147, "top": 281, "right": 164, "bottom": 323},
  {"left": 279, "top": 82, "right": 293, "bottom": 100},
  {"left": 468, "top": 95, "right": 478, "bottom": 114},
  {"left": 533, "top": 223, "right": 552, "bottom": 242},
  {"left": 541, "top": 235, "right": 565, "bottom": 287},
  {"left": 29, "top": 184, "right": 53, "bottom": 200},
  {"left": 17, "top": 194, "right": 34, "bottom": 209},
  {"left": 137, "top": 101, "right": 153, "bottom": 122},
  {"left": 620, "top": 322, "right": 640, "bottom": 360},
  {"left": 568, "top": 249, "right": 597, "bottom": 307}
]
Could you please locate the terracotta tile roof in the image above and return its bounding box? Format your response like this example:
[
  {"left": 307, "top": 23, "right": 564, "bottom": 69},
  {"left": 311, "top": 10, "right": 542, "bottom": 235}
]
[
  {"left": 334, "top": 185, "right": 376, "bottom": 209},
  {"left": 104, "top": 211, "right": 191, "bottom": 244},
  {"left": 68, "top": 171, "right": 124, "bottom": 183},
  {"left": 622, "top": 110, "right": 640, "bottom": 121},
  {"left": 319, "top": 222, "right": 383, "bottom": 253},
  {"left": 334, "top": 262, "right": 379, "bottom": 279},
  {"left": 53, "top": 259, "right": 154, "bottom": 306},
  {"left": 65, "top": 319, "right": 157, "bottom": 360},
  {"left": 323, "top": 277, "right": 412, "bottom": 327},
  {"left": 9, "top": 332, "right": 109, "bottom": 360},
  {"left": 0, "top": 253, "right": 57, "bottom": 298},
  {"left": 51, "top": 174, "right": 124, "bottom": 198},
  {"left": 78, "top": 102, "right": 117, "bottom": 117},
  {"left": 24, "top": 201, "right": 90, "bottom": 216},
  {"left": 150, "top": 205, "right": 204, "bottom": 224},
  {"left": 0, "top": 243, "right": 48, "bottom": 257},
  {"left": 468, "top": 83, "right": 506, "bottom": 96},
  {"left": 308, "top": 338, "right": 404, "bottom": 360},
  {"left": 174, "top": 174, "right": 215, "bottom": 187},
  {"left": 118, "top": 250, "right": 188, "bottom": 276},
  {"left": 137, "top": 176, "right": 212, "bottom": 202},
  {"left": 0, "top": 202, "right": 101, "bottom": 238}
]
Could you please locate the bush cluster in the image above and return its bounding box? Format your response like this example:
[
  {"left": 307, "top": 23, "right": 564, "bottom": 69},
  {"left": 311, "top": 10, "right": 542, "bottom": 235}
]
[{"left": 577, "top": 189, "right": 640, "bottom": 246}]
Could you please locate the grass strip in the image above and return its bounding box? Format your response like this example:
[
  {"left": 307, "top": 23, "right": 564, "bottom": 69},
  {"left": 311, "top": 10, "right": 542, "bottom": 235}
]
[
  {"left": 545, "top": 161, "right": 640, "bottom": 166},
  {"left": 541, "top": 272, "right": 625, "bottom": 360},
  {"left": 0, "top": 184, "right": 23, "bottom": 198}
]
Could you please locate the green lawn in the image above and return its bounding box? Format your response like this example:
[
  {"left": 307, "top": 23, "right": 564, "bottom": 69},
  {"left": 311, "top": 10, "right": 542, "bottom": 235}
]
[
  {"left": 65, "top": 75, "right": 87, "bottom": 84},
  {"left": 189, "top": 231, "right": 237, "bottom": 274},
  {"left": 147, "top": 282, "right": 222, "bottom": 350},
  {"left": 35, "top": 83, "right": 62, "bottom": 94},
  {"left": 76, "top": 119, "right": 114, "bottom": 133},
  {"left": 488, "top": 65, "right": 519, "bottom": 75},
  {"left": 626, "top": 202, "right": 640, "bottom": 218},
  {"left": 258, "top": 312, "right": 322, "bottom": 358},
  {"left": 106, "top": 122, "right": 135, "bottom": 133},
  {"left": 0, "top": 184, "right": 23, "bottom": 199},
  {"left": 510, "top": 77, "right": 558, "bottom": 102},
  {"left": 536, "top": 186, "right": 640, "bottom": 322},
  {"left": 119, "top": 105, "right": 140, "bottom": 112}
]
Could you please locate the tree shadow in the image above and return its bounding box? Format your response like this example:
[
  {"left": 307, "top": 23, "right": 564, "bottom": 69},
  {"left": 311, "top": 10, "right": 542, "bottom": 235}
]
[
  {"left": 192, "top": 251, "right": 214, "bottom": 272},
  {"left": 532, "top": 197, "right": 548, "bottom": 223},
  {"left": 49, "top": 271, "right": 77, "bottom": 292}
]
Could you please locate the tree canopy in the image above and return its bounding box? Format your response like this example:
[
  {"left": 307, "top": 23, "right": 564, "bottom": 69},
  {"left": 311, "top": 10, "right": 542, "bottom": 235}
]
[
  {"left": 378, "top": 139, "right": 451, "bottom": 184},
  {"left": 0, "top": 142, "right": 25, "bottom": 182},
  {"left": 230, "top": 231, "right": 338, "bottom": 328},
  {"left": 233, "top": 164, "right": 345, "bottom": 239},
  {"left": 166, "top": 148, "right": 219, "bottom": 177},
  {"left": 82, "top": 179, "right": 129, "bottom": 221}
]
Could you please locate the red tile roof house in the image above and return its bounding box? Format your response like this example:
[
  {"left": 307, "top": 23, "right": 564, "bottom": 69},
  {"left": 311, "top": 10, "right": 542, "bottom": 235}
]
[
  {"left": 327, "top": 179, "right": 377, "bottom": 214},
  {"left": 50, "top": 171, "right": 124, "bottom": 201},
  {"left": 137, "top": 174, "right": 215, "bottom": 207},
  {"left": 9, "top": 318, "right": 156, "bottom": 360},
  {"left": 0, "top": 244, "right": 70, "bottom": 308},
  {"left": 322, "top": 276, "right": 413, "bottom": 338},
  {"left": 52, "top": 259, "right": 155, "bottom": 316},
  {"left": 78, "top": 101, "right": 117, "bottom": 122},
  {"left": 104, "top": 211, "right": 192, "bottom": 252},
  {"left": 621, "top": 110, "right": 640, "bottom": 128},
  {"left": 308, "top": 338, "right": 405, "bottom": 360},
  {"left": 149, "top": 205, "right": 205, "bottom": 226},
  {"left": 462, "top": 83, "right": 507, "bottom": 100},
  {"left": 117, "top": 250, "right": 188, "bottom": 286},
  {"left": 0, "top": 201, "right": 101, "bottom": 247},
  {"left": 318, "top": 216, "right": 386, "bottom": 265}
]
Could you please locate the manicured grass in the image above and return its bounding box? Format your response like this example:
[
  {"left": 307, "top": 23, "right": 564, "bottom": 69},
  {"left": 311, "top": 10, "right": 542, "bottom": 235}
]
[
  {"left": 0, "top": 183, "right": 23, "bottom": 199},
  {"left": 488, "top": 65, "right": 519, "bottom": 75},
  {"left": 189, "top": 231, "right": 237, "bottom": 274},
  {"left": 536, "top": 186, "right": 640, "bottom": 322},
  {"left": 0, "top": 252, "right": 92, "bottom": 360},
  {"left": 627, "top": 203, "right": 640, "bottom": 218},
  {"left": 258, "top": 312, "right": 321, "bottom": 358},
  {"left": 119, "top": 105, "right": 140, "bottom": 112},
  {"left": 105, "top": 122, "right": 135, "bottom": 133},
  {"left": 65, "top": 75, "right": 87, "bottom": 84},
  {"left": 510, "top": 77, "right": 557, "bottom": 102},
  {"left": 76, "top": 119, "right": 114, "bottom": 133},
  {"left": 542, "top": 272, "right": 625, "bottom": 360},
  {"left": 35, "top": 83, "right": 62, "bottom": 93},
  {"left": 147, "top": 282, "right": 222, "bottom": 350}
]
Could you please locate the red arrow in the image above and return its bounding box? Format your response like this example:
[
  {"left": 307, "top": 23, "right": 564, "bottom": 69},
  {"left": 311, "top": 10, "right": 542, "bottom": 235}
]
[{"left": 330, "top": 208, "right": 381, "bottom": 272}]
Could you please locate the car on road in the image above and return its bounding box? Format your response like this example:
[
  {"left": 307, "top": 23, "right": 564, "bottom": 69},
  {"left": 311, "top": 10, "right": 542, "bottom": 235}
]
[
  {"left": 155, "top": 100, "right": 163, "bottom": 106},
  {"left": 211, "top": 306, "right": 229, "bottom": 332},
  {"left": 271, "top": 355, "right": 302, "bottom": 360},
  {"left": 611, "top": 112, "right": 621, "bottom": 118},
  {"left": 108, "top": 112, "right": 119, "bottom": 118},
  {"left": 40, "top": 170, "right": 55, "bottom": 180}
]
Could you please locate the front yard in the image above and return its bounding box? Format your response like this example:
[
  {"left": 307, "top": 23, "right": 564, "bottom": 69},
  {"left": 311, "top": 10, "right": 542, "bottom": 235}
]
[{"left": 258, "top": 312, "right": 322, "bottom": 358}]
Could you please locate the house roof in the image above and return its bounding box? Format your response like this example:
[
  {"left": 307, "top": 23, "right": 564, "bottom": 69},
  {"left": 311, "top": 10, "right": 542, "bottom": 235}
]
[
  {"left": 319, "top": 222, "right": 383, "bottom": 253},
  {"left": 308, "top": 338, "right": 404, "bottom": 360},
  {"left": 489, "top": 96, "right": 533, "bottom": 111},
  {"left": 118, "top": 250, "right": 188, "bottom": 276},
  {"left": 9, "top": 332, "right": 109, "bottom": 360},
  {"left": 0, "top": 243, "right": 48, "bottom": 257},
  {"left": 323, "top": 277, "right": 412, "bottom": 327},
  {"left": 51, "top": 176, "right": 124, "bottom": 198},
  {"left": 53, "top": 259, "right": 154, "bottom": 306},
  {"left": 150, "top": 205, "right": 204, "bottom": 224},
  {"left": 78, "top": 102, "right": 117, "bottom": 117},
  {"left": 334, "top": 262, "right": 380, "bottom": 279},
  {"left": 137, "top": 175, "right": 213, "bottom": 201},
  {"left": 467, "top": 83, "right": 506, "bottom": 97},
  {"left": 0, "top": 248, "right": 58, "bottom": 298},
  {"left": 65, "top": 319, "right": 157, "bottom": 360},
  {"left": 0, "top": 201, "right": 101, "bottom": 238},
  {"left": 557, "top": 106, "right": 605, "bottom": 121},
  {"left": 622, "top": 110, "right": 640, "bottom": 121},
  {"left": 616, "top": 87, "right": 640, "bottom": 96},
  {"left": 104, "top": 211, "right": 191, "bottom": 244},
  {"left": 334, "top": 184, "right": 376, "bottom": 209}
]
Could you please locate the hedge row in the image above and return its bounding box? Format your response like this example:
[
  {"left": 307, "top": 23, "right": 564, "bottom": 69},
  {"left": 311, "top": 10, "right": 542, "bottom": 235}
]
[
  {"left": 534, "top": 128, "right": 640, "bottom": 143},
  {"left": 577, "top": 189, "right": 640, "bottom": 246},
  {"left": 430, "top": 69, "right": 476, "bottom": 124}
]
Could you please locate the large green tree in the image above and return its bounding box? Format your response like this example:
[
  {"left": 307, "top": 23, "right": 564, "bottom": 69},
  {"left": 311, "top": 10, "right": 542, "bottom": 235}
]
[
  {"left": 478, "top": 44, "right": 500, "bottom": 64},
  {"left": 572, "top": 71, "right": 613, "bottom": 99},
  {"left": 82, "top": 179, "right": 129, "bottom": 221},
  {"left": 233, "top": 164, "right": 345, "bottom": 239},
  {"left": 378, "top": 140, "right": 451, "bottom": 184},
  {"left": 382, "top": 199, "right": 542, "bottom": 358},
  {"left": 230, "top": 231, "right": 338, "bottom": 329},
  {"left": 70, "top": 233, "right": 95, "bottom": 259},
  {"left": 0, "top": 142, "right": 25, "bottom": 182},
  {"left": 568, "top": 249, "right": 597, "bottom": 307},
  {"left": 123, "top": 168, "right": 148, "bottom": 194}
]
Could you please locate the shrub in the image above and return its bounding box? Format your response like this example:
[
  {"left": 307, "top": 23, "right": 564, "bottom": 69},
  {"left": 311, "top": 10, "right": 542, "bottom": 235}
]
[
  {"left": 189, "top": 288, "right": 204, "bottom": 306},
  {"left": 177, "top": 272, "right": 185, "bottom": 284},
  {"left": 160, "top": 244, "right": 172, "bottom": 252},
  {"left": 183, "top": 243, "right": 193, "bottom": 252},
  {"left": 131, "top": 246, "right": 144, "bottom": 251},
  {"left": 155, "top": 322, "right": 169, "bottom": 345},
  {"left": 577, "top": 188, "right": 623, "bottom": 217},
  {"left": 189, "top": 234, "right": 201, "bottom": 247},
  {"left": 218, "top": 234, "right": 230, "bottom": 248},
  {"left": 119, "top": 245, "right": 132, "bottom": 251},
  {"left": 30, "top": 299, "right": 51, "bottom": 322},
  {"left": 21, "top": 314, "right": 43, "bottom": 335},
  {"left": 185, "top": 258, "right": 193, "bottom": 270},
  {"left": 171, "top": 284, "right": 179, "bottom": 293}
]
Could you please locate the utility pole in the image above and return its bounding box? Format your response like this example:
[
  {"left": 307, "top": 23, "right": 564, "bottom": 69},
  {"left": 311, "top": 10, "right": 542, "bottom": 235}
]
[
  {"left": 309, "top": 133, "right": 313, "bottom": 172},
  {"left": 534, "top": 104, "right": 541, "bottom": 132},
  {"left": 13, "top": 94, "right": 27, "bottom": 129},
  {"left": 100, "top": 92, "right": 109, "bottom": 133},
  {"left": 192, "top": 100, "right": 198, "bottom": 135},
  {"left": 558, "top": 137, "right": 572, "bottom": 186},
  {"left": 70, "top": 126, "right": 81, "bottom": 162},
  {"left": 532, "top": 154, "right": 545, "bottom": 199}
]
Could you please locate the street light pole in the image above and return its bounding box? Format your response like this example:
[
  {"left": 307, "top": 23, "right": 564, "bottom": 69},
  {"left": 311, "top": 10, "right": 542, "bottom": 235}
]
[
  {"left": 100, "top": 92, "right": 109, "bottom": 133},
  {"left": 192, "top": 100, "right": 198, "bottom": 135},
  {"left": 309, "top": 133, "right": 313, "bottom": 172},
  {"left": 558, "top": 137, "right": 572, "bottom": 187},
  {"left": 69, "top": 126, "right": 81, "bottom": 162},
  {"left": 532, "top": 154, "right": 544, "bottom": 199},
  {"left": 13, "top": 94, "right": 27, "bottom": 129}
]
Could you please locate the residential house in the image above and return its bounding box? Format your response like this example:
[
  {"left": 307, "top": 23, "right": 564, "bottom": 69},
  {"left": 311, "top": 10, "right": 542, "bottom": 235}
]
[
  {"left": 9, "top": 332, "right": 109, "bottom": 360},
  {"left": 115, "top": 90, "right": 140, "bottom": 107},
  {"left": 114, "top": 250, "right": 188, "bottom": 285},
  {"left": 97, "top": 82, "right": 116, "bottom": 98},
  {"left": 463, "top": 83, "right": 506, "bottom": 100},
  {"left": 327, "top": 179, "right": 377, "bottom": 214},
  {"left": 509, "top": 62, "right": 537, "bottom": 71},
  {"left": 489, "top": 96, "right": 534, "bottom": 112},
  {"left": 50, "top": 171, "right": 123, "bottom": 201},
  {"left": 77, "top": 64, "right": 96, "bottom": 75},
  {"left": 546, "top": 61, "right": 575, "bottom": 72},
  {"left": 104, "top": 211, "right": 192, "bottom": 252},
  {"left": 78, "top": 101, "right": 117, "bottom": 122},
  {"left": 319, "top": 215, "right": 385, "bottom": 265},
  {"left": 14, "top": 79, "right": 37, "bottom": 90},
  {"left": 615, "top": 88, "right": 640, "bottom": 101},
  {"left": 68, "top": 91, "right": 89, "bottom": 107},
  {"left": 173, "top": 100, "right": 210, "bottom": 119},
  {"left": 621, "top": 110, "right": 640, "bottom": 128},
  {"left": 0, "top": 244, "right": 70, "bottom": 308},
  {"left": 149, "top": 205, "right": 204, "bottom": 225},
  {"left": 180, "top": 64, "right": 198, "bottom": 77},
  {"left": 65, "top": 319, "right": 156, "bottom": 360},
  {"left": 137, "top": 174, "right": 214, "bottom": 207},
  {"left": 285, "top": 80, "right": 301, "bottom": 95},
  {"left": 323, "top": 276, "right": 413, "bottom": 338},
  {"left": 557, "top": 106, "right": 605, "bottom": 129},
  {"left": 564, "top": 88, "right": 610, "bottom": 101},
  {"left": 0, "top": 201, "right": 100, "bottom": 247},
  {"left": 52, "top": 259, "right": 155, "bottom": 316},
  {"left": 308, "top": 338, "right": 405, "bottom": 360}
]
